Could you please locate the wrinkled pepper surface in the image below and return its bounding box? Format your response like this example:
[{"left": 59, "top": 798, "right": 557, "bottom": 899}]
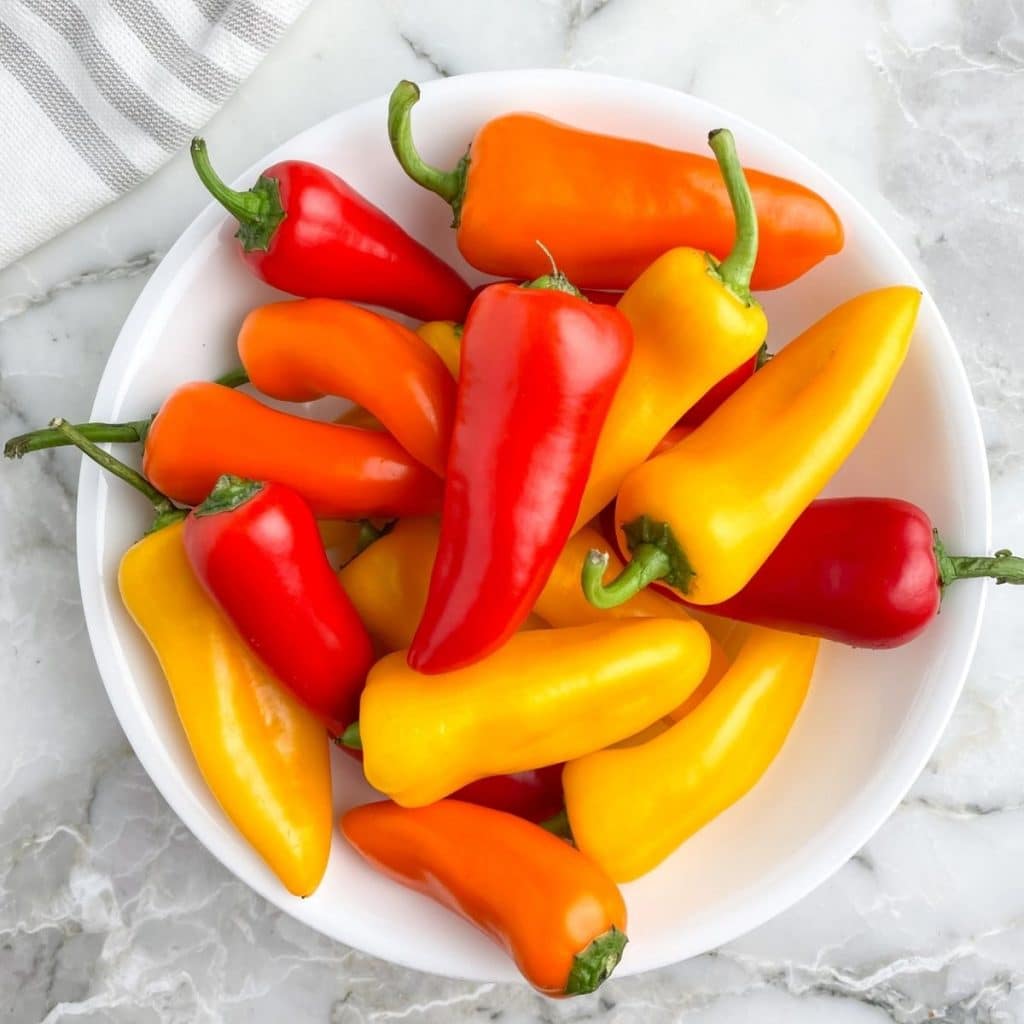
[{"left": 360, "top": 619, "right": 710, "bottom": 807}]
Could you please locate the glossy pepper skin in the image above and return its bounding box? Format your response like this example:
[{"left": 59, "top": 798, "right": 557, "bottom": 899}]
[
  {"left": 408, "top": 279, "right": 633, "bottom": 673},
  {"left": 337, "top": 518, "right": 562, "bottom": 823},
  {"left": 337, "top": 518, "right": 544, "bottom": 654},
  {"left": 19, "top": 422, "right": 333, "bottom": 897},
  {"left": 388, "top": 81, "right": 842, "bottom": 291},
  {"left": 572, "top": 129, "right": 768, "bottom": 529},
  {"left": 144, "top": 382, "right": 442, "bottom": 518},
  {"left": 416, "top": 320, "right": 462, "bottom": 378},
  {"left": 681, "top": 497, "right": 1024, "bottom": 647},
  {"left": 361, "top": 619, "right": 710, "bottom": 807},
  {"left": 124, "top": 522, "right": 334, "bottom": 895},
  {"left": 585, "top": 287, "right": 922, "bottom": 609},
  {"left": 343, "top": 801, "right": 628, "bottom": 996},
  {"left": 184, "top": 476, "right": 374, "bottom": 735},
  {"left": 190, "top": 138, "right": 471, "bottom": 322},
  {"left": 565, "top": 626, "right": 818, "bottom": 882},
  {"left": 238, "top": 299, "right": 456, "bottom": 476},
  {"left": 340, "top": 513, "right": 727, "bottom": 722}
]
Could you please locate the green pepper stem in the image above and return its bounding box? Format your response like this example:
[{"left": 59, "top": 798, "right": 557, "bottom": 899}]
[
  {"left": 5, "top": 418, "right": 152, "bottom": 459},
  {"left": 50, "top": 419, "right": 185, "bottom": 533},
  {"left": 581, "top": 545, "right": 672, "bottom": 609},
  {"left": 387, "top": 80, "right": 469, "bottom": 226},
  {"left": 539, "top": 809, "right": 573, "bottom": 841},
  {"left": 215, "top": 366, "right": 250, "bottom": 389},
  {"left": 707, "top": 128, "right": 759, "bottom": 302},
  {"left": 3, "top": 368, "right": 246, "bottom": 459},
  {"left": 191, "top": 138, "right": 263, "bottom": 224},
  {"left": 194, "top": 474, "right": 262, "bottom": 517},
  {"left": 565, "top": 927, "right": 628, "bottom": 996},
  {"left": 190, "top": 139, "right": 283, "bottom": 252},
  {"left": 934, "top": 531, "right": 1024, "bottom": 587},
  {"left": 338, "top": 721, "right": 362, "bottom": 750}
]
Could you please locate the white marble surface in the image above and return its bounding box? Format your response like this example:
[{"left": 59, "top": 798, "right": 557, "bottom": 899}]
[{"left": 3, "top": 1, "right": 1024, "bottom": 1021}]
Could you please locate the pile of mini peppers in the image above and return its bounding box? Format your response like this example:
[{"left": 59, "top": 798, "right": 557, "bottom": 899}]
[{"left": 7, "top": 80, "right": 1023, "bottom": 999}]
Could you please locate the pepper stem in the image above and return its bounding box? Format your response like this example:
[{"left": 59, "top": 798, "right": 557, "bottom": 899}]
[
  {"left": 50, "top": 419, "right": 185, "bottom": 533},
  {"left": 707, "top": 128, "right": 759, "bottom": 303},
  {"left": 387, "top": 80, "right": 469, "bottom": 226},
  {"left": 5, "top": 418, "right": 152, "bottom": 459},
  {"left": 215, "top": 366, "right": 250, "bottom": 389},
  {"left": 538, "top": 809, "right": 573, "bottom": 841},
  {"left": 564, "top": 927, "right": 628, "bottom": 996},
  {"left": 934, "top": 531, "right": 1024, "bottom": 587},
  {"left": 3, "top": 368, "right": 246, "bottom": 459},
  {"left": 190, "top": 138, "right": 284, "bottom": 252},
  {"left": 194, "top": 474, "right": 263, "bottom": 517},
  {"left": 521, "top": 240, "right": 583, "bottom": 297},
  {"left": 581, "top": 545, "right": 672, "bottom": 609},
  {"left": 338, "top": 722, "right": 362, "bottom": 750}
]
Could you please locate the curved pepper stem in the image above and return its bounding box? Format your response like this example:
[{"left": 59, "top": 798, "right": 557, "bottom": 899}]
[
  {"left": 3, "top": 368, "right": 248, "bottom": 459},
  {"left": 565, "top": 927, "right": 628, "bottom": 996},
  {"left": 388, "top": 80, "right": 469, "bottom": 227},
  {"left": 582, "top": 546, "right": 670, "bottom": 609},
  {"left": 934, "top": 531, "right": 1024, "bottom": 588},
  {"left": 582, "top": 516, "right": 695, "bottom": 609},
  {"left": 49, "top": 419, "right": 186, "bottom": 534},
  {"left": 707, "top": 128, "right": 759, "bottom": 304},
  {"left": 190, "top": 138, "right": 284, "bottom": 252}
]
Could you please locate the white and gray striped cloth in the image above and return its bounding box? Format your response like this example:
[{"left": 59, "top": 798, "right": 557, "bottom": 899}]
[{"left": 0, "top": 0, "right": 311, "bottom": 269}]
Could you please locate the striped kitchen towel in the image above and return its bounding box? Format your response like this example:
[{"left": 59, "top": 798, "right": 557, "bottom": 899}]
[{"left": 0, "top": 0, "right": 312, "bottom": 269}]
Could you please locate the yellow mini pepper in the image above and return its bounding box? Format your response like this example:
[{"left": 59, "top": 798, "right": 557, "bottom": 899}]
[
  {"left": 41, "top": 421, "right": 333, "bottom": 897},
  {"left": 564, "top": 625, "right": 819, "bottom": 882},
  {"left": 417, "top": 320, "right": 462, "bottom": 378},
  {"left": 338, "top": 518, "right": 728, "bottom": 705},
  {"left": 585, "top": 286, "right": 921, "bottom": 608},
  {"left": 359, "top": 618, "right": 711, "bottom": 807},
  {"left": 122, "top": 522, "right": 333, "bottom": 896},
  {"left": 573, "top": 129, "right": 768, "bottom": 529}
]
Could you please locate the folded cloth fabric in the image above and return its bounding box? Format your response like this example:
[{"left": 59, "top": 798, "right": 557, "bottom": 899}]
[{"left": 0, "top": 0, "right": 311, "bottom": 269}]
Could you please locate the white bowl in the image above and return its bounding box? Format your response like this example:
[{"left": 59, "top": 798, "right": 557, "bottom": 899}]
[{"left": 76, "top": 70, "right": 990, "bottom": 982}]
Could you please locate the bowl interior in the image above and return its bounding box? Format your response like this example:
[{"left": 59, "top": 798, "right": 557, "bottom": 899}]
[{"left": 77, "top": 70, "right": 989, "bottom": 981}]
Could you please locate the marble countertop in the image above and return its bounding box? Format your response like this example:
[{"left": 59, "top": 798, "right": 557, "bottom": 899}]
[{"left": 4, "top": 1, "right": 1024, "bottom": 1021}]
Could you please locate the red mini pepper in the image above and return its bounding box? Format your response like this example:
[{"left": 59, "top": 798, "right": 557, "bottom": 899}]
[
  {"left": 341, "top": 733, "right": 565, "bottom": 824},
  {"left": 408, "top": 275, "right": 633, "bottom": 673},
  {"left": 190, "top": 138, "right": 471, "bottom": 322},
  {"left": 658, "top": 498, "right": 1024, "bottom": 648},
  {"left": 184, "top": 475, "right": 374, "bottom": 734}
]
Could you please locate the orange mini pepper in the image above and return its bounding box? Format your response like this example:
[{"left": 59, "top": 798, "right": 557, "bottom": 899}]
[
  {"left": 388, "top": 81, "right": 842, "bottom": 292},
  {"left": 144, "top": 382, "right": 442, "bottom": 518},
  {"left": 342, "top": 800, "right": 627, "bottom": 996},
  {"left": 238, "top": 298, "right": 455, "bottom": 476}
]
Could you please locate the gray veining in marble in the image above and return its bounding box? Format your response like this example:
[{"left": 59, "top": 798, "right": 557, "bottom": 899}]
[{"left": 3, "top": 1, "right": 1024, "bottom": 1021}]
